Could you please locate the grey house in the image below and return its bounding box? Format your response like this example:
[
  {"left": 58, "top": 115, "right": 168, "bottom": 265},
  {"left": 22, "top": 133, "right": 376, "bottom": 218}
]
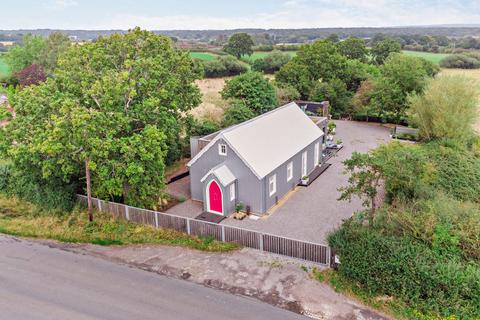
[{"left": 188, "top": 102, "right": 327, "bottom": 216}]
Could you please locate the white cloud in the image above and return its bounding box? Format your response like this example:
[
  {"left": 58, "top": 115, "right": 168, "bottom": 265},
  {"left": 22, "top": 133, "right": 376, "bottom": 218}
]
[
  {"left": 52, "top": 0, "right": 78, "bottom": 9},
  {"left": 95, "top": 3, "right": 480, "bottom": 30}
]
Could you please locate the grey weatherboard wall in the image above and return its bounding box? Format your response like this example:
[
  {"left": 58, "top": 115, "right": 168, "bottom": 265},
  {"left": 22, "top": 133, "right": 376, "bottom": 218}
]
[{"left": 189, "top": 138, "right": 265, "bottom": 214}]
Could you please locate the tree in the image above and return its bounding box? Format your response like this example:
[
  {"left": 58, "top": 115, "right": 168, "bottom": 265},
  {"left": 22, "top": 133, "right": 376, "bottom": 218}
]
[
  {"left": 223, "top": 100, "right": 256, "bottom": 126},
  {"left": 5, "top": 34, "right": 45, "bottom": 72},
  {"left": 2, "top": 29, "right": 201, "bottom": 213},
  {"left": 223, "top": 33, "right": 254, "bottom": 59},
  {"left": 221, "top": 71, "right": 277, "bottom": 115},
  {"left": 36, "top": 32, "right": 71, "bottom": 75},
  {"left": 369, "top": 53, "right": 437, "bottom": 122},
  {"left": 327, "top": 33, "right": 340, "bottom": 43},
  {"left": 337, "top": 37, "right": 369, "bottom": 62},
  {"left": 309, "top": 78, "right": 352, "bottom": 117},
  {"left": 252, "top": 50, "right": 291, "bottom": 74},
  {"left": 371, "top": 38, "right": 401, "bottom": 65},
  {"left": 276, "top": 40, "right": 350, "bottom": 98},
  {"left": 338, "top": 152, "right": 383, "bottom": 224},
  {"left": 409, "top": 76, "right": 480, "bottom": 142}
]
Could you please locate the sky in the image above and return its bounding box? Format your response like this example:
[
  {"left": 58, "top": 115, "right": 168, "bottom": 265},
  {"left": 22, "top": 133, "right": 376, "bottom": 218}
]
[{"left": 1, "top": 0, "right": 480, "bottom": 30}]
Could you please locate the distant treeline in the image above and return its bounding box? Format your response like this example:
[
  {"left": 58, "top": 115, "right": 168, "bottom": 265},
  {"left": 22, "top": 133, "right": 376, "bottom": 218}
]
[{"left": 0, "top": 26, "right": 479, "bottom": 43}]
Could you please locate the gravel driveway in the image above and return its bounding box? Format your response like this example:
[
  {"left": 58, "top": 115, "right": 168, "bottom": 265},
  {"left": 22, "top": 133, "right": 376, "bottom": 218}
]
[{"left": 221, "top": 120, "right": 391, "bottom": 243}]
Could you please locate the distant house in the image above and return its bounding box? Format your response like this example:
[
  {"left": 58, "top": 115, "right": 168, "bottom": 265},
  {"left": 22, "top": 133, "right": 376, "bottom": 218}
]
[{"left": 188, "top": 102, "right": 328, "bottom": 216}]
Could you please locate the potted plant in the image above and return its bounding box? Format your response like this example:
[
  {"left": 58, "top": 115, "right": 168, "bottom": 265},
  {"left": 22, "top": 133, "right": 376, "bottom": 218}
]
[
  {"left": 335, "top": 139, "right": 343, "bottom": 149},
  {"left": 301, "top": 175, "right": 309, "bottom": 185},
  {"left": 327, "top": 122, "right": 336, "bottom": 135}
]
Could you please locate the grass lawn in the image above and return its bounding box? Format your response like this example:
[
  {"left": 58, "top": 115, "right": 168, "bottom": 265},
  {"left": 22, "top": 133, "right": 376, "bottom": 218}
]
[
  {"left": 0, "top": 55, "right": 10, "bottom": 77},
  {"left": 402, "top": 50, "right": 449, "bottom": 65},
  {"left": 0, "top": 194, "right": 237, "bottom": 251},
  {"left": 189, "top": 52, "right": 219, "bottom": 61}
]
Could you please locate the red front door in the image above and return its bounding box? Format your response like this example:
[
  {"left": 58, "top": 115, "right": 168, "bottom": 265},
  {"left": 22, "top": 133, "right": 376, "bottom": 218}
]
[{"left": 208, "top": 180, "right": 223, "bottom": 214}]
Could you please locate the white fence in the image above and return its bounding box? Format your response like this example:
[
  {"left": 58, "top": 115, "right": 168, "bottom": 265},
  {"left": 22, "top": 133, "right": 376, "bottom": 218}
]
[{"left": 77, "top": 195, "right": 332, "bottom": 266}]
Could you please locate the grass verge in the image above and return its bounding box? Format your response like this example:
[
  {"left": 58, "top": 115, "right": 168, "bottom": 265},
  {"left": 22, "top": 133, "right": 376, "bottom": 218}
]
[
  {"left": 0, "top": 195, "right": 237, "bottom": 252},
  {"left": 311, "top": 268, "right": 455, "bottom": 320}
]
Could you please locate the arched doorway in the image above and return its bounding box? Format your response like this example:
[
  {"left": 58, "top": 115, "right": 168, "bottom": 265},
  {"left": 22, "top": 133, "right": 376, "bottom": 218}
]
[{"left": 207, "top": 180, "right": 223, "bottom": 214}]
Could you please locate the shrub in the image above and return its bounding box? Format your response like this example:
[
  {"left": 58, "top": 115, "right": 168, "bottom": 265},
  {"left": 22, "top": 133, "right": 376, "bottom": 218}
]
[
  {"left": 408, "top": 76, "right": 479, "bottom": 142},
  {"left": 0, "top": 161, "right": 76, "bottom": 211},
  {"left": 275, "top": 83, "right": 300, "bottom": 105},
  {"left": 202, "top": 56, "right": 248, "bottom": 78},
  {"left": 251, "top": 50, "right": 291, "bottom": 74},
  {"left": 440, "top": 54, "right": 480, "bottom": 69},
  {"left": 309, "top": 78, "right": 352, "bottom": 118},
  {"left": 328, "top": 221, "right": 480, "bottom": 318}
]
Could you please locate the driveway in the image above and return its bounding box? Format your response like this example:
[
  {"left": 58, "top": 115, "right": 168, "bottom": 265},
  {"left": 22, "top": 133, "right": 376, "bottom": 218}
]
[{"left": 222, "top": 120, "right": 391, "bottom": 243}]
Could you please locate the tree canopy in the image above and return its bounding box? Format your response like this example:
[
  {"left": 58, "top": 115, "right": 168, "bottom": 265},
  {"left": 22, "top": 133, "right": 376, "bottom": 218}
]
[
  {"left": 371, "top": 38, "right": 401, "bottom": 65},
  {"left": 1, "top": 28, "right": 201, "bottom": 214},
  {"left": 337, "top": 37, "right": 369, "bottom": 62},
  {"left": 223, "top": 33, "right": 254, "bottom": 59}
]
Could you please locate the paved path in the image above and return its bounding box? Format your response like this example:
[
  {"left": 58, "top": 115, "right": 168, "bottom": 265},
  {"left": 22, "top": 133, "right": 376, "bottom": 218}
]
[
  {"left": 222, "top": 120, "right": 391, "bottom": 243},
  {"left": 0, "top": 235, "right": 305, "bottom": 320}
]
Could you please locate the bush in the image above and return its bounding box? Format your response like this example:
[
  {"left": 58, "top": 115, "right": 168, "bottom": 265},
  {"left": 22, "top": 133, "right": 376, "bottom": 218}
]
[
  {"left": 408, "top": 76, "right": 479, "bottom": 142},
  {"left": 202, "top": 56, "right": 248, "bottom": 78},
  {"left": 0, "top": 161, "right": 76, "bottom": 211},
  {"left": 440, "top": 54, "right": 480, "bottom": 69},
  {"left": 309, "top": 78, "right": 352, "bottom": 118},
  {"left": 328, "top": 221, "right": 480, "bottom": 318},
  {"left": 251, "top": 50, "right": 291, "bottom": 74}
]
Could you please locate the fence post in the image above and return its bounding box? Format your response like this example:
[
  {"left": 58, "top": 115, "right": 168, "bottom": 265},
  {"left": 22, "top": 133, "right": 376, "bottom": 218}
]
[
  {"left": 98, "top": 199, "right": 102, "bottom": 212},
  {"left": 155, "top": 212, "right": 159, "bottom": 228},
  {"left": 186, "top": 218, "right": 191, "bottom": 235},
  {"left": 125, "top": 206, "right": 130, "bottom": 220},
  {"left": 221, "top": 225, "right": 225, "bottom": 242},
  {"left": 259, "top": 233, "right": 264, "bottom": 251}
]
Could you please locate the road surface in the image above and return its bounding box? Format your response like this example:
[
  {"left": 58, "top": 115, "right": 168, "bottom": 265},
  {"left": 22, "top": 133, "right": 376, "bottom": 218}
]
[{"left": 0, "top": 235, "right": 305, "bottom": 320}]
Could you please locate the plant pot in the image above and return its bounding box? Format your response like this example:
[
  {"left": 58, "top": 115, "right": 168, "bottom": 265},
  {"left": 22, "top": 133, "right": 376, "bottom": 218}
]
[{"left": 301, "top": 178, "right": 309, "bottom": 185}]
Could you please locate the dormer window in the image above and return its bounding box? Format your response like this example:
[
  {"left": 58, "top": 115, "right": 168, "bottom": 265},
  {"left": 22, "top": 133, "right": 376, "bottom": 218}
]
[{"left": 218, "top": 143, "right": 227, "bottom": 156}]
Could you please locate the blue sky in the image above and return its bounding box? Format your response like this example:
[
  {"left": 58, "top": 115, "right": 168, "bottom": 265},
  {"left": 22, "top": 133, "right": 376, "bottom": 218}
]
[{"left": 1, "top": 0, "right": 479, "bottom": 30}]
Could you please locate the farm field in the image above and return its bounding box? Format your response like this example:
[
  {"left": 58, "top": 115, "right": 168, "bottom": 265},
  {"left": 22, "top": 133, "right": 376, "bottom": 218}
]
[
  {"left": 189, "top": 50, "right": 297, "bottom": 62},
  {"left": 0, "top": 55, "right": 10, "bottom": 77},
  {"left": 189, "top": 51, "right": 219, "bottom": 61},
  {"left": 402, "top": 50, "right": 449, "bottom": 64}
]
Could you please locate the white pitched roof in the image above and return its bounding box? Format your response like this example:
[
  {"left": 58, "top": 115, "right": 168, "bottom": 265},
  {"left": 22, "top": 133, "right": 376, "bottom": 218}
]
[
  {"left": 188, "top": 102, "right": 324, "bottom": 179},
  {"left": 200, "top": 164, "right": 236, "bottom": 187}
]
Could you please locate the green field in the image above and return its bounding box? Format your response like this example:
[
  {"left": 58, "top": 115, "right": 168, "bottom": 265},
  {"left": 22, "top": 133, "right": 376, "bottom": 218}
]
[
  {"left": 0, "top": 55, "right": 10, "bottom": 77},
  {"left": 241, "top": 51, "right": 297, "bottom": 63},
  {"left": 189, "top": 52, "right": 219, "bottom": 61},
  {"left": 402, "top": 50, "right": 449, "bottom": 65}
]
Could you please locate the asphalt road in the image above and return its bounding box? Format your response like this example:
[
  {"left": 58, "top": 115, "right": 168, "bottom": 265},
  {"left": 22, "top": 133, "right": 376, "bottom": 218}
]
[{"left": 0, "top": 235, "right": 305, "bottom": 320}]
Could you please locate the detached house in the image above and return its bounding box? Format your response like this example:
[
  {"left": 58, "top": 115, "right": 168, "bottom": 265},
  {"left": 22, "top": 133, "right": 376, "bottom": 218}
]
[{"left": 188, "top": 102, "right": 327, "bottom": 216}]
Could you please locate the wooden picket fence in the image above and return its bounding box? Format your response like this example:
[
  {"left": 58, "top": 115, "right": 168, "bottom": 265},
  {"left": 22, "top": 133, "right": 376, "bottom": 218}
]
[{"left": 77, "top": 195, "right": 332, "bottom": 266}]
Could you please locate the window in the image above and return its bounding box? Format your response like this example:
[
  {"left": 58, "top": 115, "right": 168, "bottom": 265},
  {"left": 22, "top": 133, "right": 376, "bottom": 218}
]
[
  {"left": 269, "top": 174, "right": 276, "bottom": 196},
  {"left": 230, "top": 184, "right": 235, "bottom": 201},
  {"left": 218, "top": 143, "right": 227, "bottom": 156},
  {"left": 286, "top": 162, "right": 293, "bottom": 181}
]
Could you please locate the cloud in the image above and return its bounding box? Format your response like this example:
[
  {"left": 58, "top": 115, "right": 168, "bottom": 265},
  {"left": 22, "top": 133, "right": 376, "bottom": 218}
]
[
  {"left": 95, "top": 1, "right": 480, "bottom": 30},
  {"left": 51, "top": 0, "right": 78, "bottom": 9}
]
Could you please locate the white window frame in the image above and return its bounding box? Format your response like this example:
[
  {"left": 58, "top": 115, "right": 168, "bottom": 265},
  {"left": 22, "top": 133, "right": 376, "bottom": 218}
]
[
  {"left": 218, "top": 143, "right": 227, "bottom": 156},
  {"left": 314, "top": 142, "right": 320, "bottom": 166},
  {"left": 230, "top": 183, "right": 235, "bottom": 201},
  {"left": 269, "top": 174, "right": 277, "bottom": 196},
  {"left": 286, "top": 162, "right": 293, "bottom": 182}
]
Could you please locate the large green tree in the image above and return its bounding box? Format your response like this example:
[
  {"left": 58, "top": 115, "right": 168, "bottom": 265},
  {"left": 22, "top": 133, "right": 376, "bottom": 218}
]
[
  {"left": 371, "top": 38, "right": 401, "bottom": 65},
  {"left": 223, "top": 33, "right": 254, "bottom": 59},
  {"left": 337, "top": 37, "right": 369, "bottom": 63},
  {"left": 36, "top": 32, "right": 71, "bottom": 75},
  {"left": 5, "top": 34, "right": 45, "bottom": 72},
  {"left": 221, "top": 71, "right": 277, "bottom": 115},
  {"left": 1, "top": 28, "right": 201, "bottom": 213}
]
